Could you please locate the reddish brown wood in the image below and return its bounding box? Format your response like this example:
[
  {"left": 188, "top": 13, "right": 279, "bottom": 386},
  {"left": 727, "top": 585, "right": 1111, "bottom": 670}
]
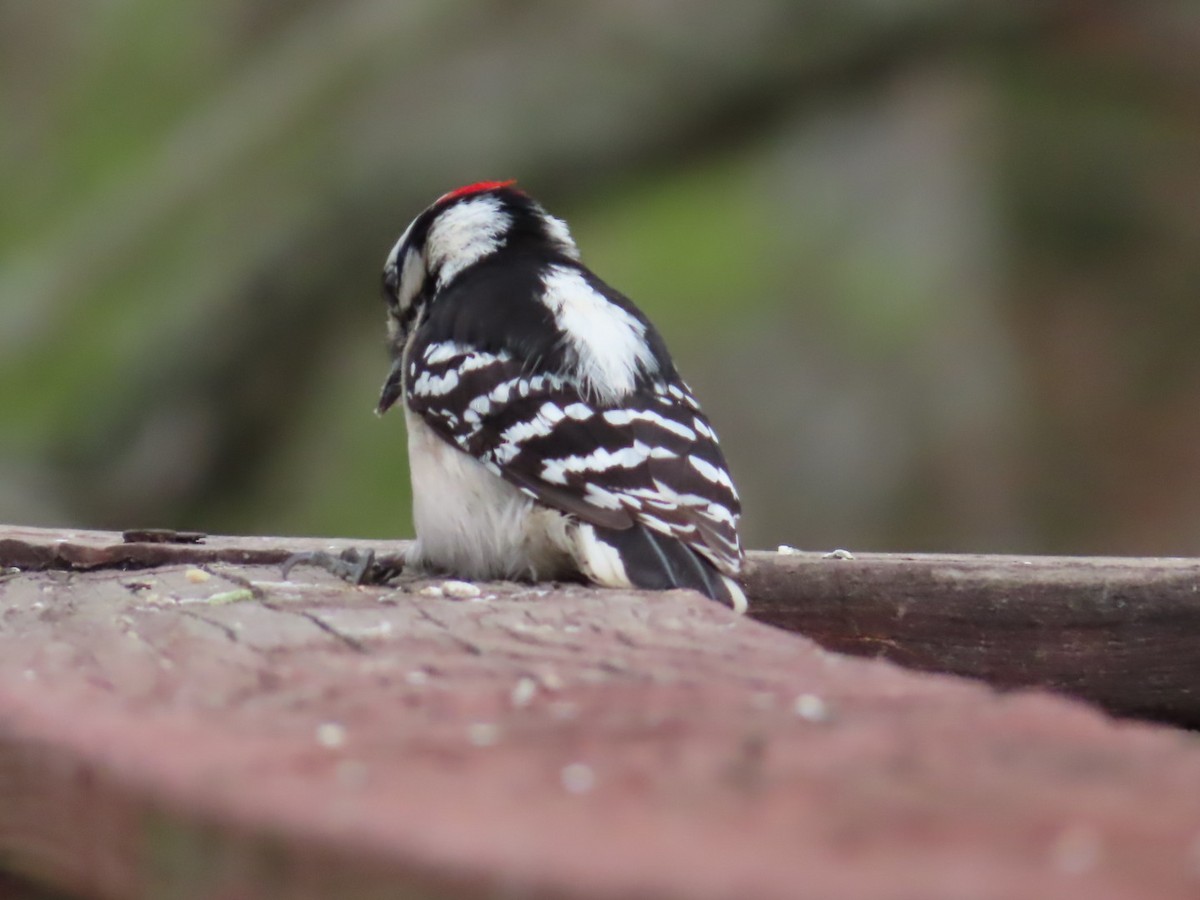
[
  {"left": 8, "top": 525, "right": 1199, "bottom": 726},
  {"left": 0, "top": 524, "right": 402, "bottom": 572},
  {"left": 1, "top": 526, "right": 1200, "bottom": 899}
]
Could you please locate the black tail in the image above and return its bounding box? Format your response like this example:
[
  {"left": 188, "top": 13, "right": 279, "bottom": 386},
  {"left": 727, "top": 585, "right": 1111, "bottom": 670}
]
[{"left": 593, "top": 524, "right": 745, "bottom": 611}]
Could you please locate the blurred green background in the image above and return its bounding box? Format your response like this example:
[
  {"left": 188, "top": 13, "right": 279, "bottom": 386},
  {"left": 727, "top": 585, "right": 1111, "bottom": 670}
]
[{"left": 3, "top": 1, "right": 1199, "bottom": 556}]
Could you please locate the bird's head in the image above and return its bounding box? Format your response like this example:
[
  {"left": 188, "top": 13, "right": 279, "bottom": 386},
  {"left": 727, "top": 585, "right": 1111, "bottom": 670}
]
[{"left": 380, "top": 181, "right": 579, "bottom": 349}]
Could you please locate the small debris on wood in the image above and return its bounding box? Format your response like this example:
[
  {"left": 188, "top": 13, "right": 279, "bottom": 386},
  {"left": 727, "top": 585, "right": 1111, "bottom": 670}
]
[
  {"left": 467, "top": 722, "right": 501, "bottom": 747},
  {"left": 560, "top": 762, "right": 597, "bottom": 795},
  {"left": 821, "top": 548, "right": 856, "bottom": 560},
  {"left": 510, "top": 677, "right": 538, "bottom": 708},
  {"left": 441, "top": 580, "right": 482, "bottom": 600},
  {"left": 793, "top": 693, "right": 832, "bottom": 723},
  {"left": 205, "top": 588, "right": 255, "bottom": 606},
  {"left": 122, "top": 528, "right": 207, "bottom": 544},
  {"left": 315, "top": 722, "right": 347, "bottom": 749}
]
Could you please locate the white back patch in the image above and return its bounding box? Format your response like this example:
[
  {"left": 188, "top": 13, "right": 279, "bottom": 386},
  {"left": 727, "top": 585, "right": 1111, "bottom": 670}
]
[
  {"left": 427, "top": 196, "right": 512, "bottom": 288},
  {"left": 541, "top": 212, "right": 581, "bottom": 259},
  {"left": 540, "top": 265, "right": 656, "bottom": 403}
]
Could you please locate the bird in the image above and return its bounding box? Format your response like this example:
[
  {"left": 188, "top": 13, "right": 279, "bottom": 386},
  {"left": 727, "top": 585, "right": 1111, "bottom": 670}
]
[{"left": 376, "top": 181, "right": 746, "bottom": 612}]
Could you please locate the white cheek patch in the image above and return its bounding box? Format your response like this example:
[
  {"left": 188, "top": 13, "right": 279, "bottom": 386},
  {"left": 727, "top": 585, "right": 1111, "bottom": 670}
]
[
  {"left": 384, "top": 219, "right": 414, "bottom": 277},
  {"left": 384, "top": 216, "right": 427, "bottom": 321},
  {"left": 540, "top": 265, "right": 657, "bottom": 403},
  {"left": 427, "top": 196, "right": 512, "bottom": 287},
  {"left": 397, "top": 249, "right": 424, "bottom": 313}
]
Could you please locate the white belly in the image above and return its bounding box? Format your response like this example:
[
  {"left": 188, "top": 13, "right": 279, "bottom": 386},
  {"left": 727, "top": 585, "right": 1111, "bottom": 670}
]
[{"left": 404, "top": 410, "right": 576, "bottom": 580}]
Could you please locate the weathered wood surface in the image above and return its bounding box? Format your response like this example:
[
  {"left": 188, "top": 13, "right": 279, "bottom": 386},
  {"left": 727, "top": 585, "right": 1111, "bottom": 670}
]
[
  {"left": 0, "top": 525, "right": 403, "bottom": 573},
  {"left": 2, "top": 525, "right": 1200, "bottom": 899},
  {"left": 744, "top": 551, "right": 1200, "bottom": 728},
  {"left": 8, "top": 525, "right": 1200, "bottom": 726}
]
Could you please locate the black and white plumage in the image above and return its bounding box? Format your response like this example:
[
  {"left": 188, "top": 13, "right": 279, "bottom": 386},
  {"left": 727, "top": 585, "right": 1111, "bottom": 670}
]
[{"left": 378, "top": 181, "right": 746, "bottom": 611}]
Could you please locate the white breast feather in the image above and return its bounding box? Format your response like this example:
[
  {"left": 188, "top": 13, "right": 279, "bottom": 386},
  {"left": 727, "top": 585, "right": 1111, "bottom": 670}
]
[{"left": 404, "top": 410, "right": 575, "bottom": 580}]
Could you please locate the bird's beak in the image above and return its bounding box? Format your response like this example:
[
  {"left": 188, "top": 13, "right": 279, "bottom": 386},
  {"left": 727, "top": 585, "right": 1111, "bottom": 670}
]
[{"left": 376, "top": 355, "right": 405, "bottom": 416}]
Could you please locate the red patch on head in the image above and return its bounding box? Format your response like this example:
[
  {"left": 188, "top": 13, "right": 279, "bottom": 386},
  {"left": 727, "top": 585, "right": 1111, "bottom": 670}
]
[{"left": 437, "top": 180, "right": 518, "bottom": 204}]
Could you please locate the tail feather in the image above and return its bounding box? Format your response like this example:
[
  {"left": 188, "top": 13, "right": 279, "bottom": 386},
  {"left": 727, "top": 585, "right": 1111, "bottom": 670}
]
[{"left": 574, "top": 523, "right": 747, "bottom": 613}]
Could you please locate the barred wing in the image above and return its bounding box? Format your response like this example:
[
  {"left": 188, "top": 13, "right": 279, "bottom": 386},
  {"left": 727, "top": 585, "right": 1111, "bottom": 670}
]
[{"left": 402, "top": 340, "right": 743, "bottom": 576}]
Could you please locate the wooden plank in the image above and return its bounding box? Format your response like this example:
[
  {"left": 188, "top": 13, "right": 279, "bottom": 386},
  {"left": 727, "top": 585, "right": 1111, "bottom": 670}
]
[
  {"left": 0, "top": 524, "right": 402, "bottom": 572},
  {"left": 744, "top": 550, "right": 1200, "bottom": 727},
  {"left": 6, "top": 526, "right": 1198, "bottom": 726},
  {"left": 1, "top": 526, "right": 1200, "bottom": 898}
]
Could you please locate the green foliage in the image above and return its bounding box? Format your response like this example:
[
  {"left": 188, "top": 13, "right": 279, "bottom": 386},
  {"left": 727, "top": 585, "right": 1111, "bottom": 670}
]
[{"left": 3, "top": 2, "right": 1200, "bottom": 554}]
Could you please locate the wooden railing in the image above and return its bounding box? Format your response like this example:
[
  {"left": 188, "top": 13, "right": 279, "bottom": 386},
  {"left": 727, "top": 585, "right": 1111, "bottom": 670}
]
[{"left": 1, "top": 525, "right": 1198, "bottom": 899}]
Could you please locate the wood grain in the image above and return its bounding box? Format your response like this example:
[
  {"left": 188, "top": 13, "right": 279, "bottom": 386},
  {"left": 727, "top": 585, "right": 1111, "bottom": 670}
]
[
  {"left": 1, "top": 527, "right": 1199, "bottom": 899},
  {"left": 5, "top": 526, "right": 1198, "bottom": 725}
]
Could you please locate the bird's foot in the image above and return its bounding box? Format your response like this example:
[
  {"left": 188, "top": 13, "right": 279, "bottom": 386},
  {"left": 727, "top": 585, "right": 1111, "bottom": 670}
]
[{"left": 280, "top": 547, "right": 404, "bottom": 586}]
